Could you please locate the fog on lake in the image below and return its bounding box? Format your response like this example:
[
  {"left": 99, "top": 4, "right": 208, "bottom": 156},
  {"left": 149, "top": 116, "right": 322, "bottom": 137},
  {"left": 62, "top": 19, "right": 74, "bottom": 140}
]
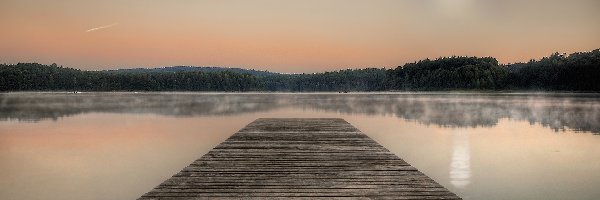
[
  {"left": 1, "top": 92, "right": 599, "bottom": 134},
  {"left": 1, "top": 92, "right": 599, "bottom": 200}
]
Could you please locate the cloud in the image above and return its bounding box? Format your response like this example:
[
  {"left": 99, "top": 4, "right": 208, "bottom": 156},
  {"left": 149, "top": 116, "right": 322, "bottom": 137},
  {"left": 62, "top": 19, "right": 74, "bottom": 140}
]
[{"left": 85, "top": 23, "right": 119, "bottom": 32}]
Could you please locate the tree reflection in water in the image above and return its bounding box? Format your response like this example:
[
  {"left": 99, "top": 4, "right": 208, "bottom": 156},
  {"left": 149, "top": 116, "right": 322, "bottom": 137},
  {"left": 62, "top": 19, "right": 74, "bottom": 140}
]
[{"left": 1, "top": 92, "right": 599, "bottom": 134}]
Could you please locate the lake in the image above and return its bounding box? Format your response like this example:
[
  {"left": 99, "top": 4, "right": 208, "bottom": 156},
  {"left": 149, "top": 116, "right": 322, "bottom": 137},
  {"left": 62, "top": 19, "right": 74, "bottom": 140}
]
[{"left": 1, "top": 92, "right": 599, "bottom": 200}]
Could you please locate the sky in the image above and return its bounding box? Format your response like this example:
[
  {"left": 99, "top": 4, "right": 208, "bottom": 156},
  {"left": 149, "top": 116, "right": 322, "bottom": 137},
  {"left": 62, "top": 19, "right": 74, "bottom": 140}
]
[{"left": 0, "top": 0, "right": 599, "bottom": 73}]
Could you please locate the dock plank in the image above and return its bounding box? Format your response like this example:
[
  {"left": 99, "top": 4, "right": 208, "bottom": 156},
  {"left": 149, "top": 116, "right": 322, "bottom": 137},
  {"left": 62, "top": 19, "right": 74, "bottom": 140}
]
[{"left": 139, "top": 118, "right": 460, "bottom": 199}]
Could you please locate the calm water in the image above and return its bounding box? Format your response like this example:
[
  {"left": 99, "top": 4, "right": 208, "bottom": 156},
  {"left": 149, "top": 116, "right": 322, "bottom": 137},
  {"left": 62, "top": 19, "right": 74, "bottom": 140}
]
[{"left": 1, "top": 92, "right": 600, "bottom": 200}]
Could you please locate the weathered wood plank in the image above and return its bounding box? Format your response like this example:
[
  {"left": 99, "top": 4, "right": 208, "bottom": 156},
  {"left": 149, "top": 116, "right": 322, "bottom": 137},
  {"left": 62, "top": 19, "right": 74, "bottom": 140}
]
[{"left": 139, "top": 118, "right": 460, "bottom": 199}]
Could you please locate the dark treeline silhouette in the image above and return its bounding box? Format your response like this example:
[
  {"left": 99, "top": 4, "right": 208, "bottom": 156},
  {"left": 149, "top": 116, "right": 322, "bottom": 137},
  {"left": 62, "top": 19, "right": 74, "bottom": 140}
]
[
  {"left": 506, "top": 51, "right": 600, "bottom": 90},
  {"left": 0, "top": 63, "right": 259, "bottom": 91},
  {"left": 1, "top": 49, "right": 598, "bottom": 91},
  {"left": 260, "top": 68, "right": 387, "bottom": 91},
  {"left": 385, "top": 56, "right": 508, "bottom": 90},
  {"left": 106, "top": 66, "right": 276, "bottom": 77}
]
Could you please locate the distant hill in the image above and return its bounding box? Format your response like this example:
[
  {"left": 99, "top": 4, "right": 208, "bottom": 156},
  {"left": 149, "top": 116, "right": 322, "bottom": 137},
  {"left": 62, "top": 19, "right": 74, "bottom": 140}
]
[
  {"left": 105, "top": 66, "right": 277, "bottom": 76},
  {"left": 1, "top": 48, "right": 598, "bottom": 91}
]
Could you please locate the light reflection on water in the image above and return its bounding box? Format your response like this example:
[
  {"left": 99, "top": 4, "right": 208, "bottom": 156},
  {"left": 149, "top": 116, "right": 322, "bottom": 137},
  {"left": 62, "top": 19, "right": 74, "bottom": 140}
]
[
  {"left": 450, "top": 130, "right": 471, "bottom": 189},
  {"left": 0, "top": 92, "right": 599, "bottom": 200}
]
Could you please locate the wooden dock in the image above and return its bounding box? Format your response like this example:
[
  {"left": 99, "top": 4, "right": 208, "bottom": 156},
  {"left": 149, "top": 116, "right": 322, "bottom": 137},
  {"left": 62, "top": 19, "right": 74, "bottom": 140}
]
[{"left": 139, "top": 118, "right": 461, "bottom": 199}]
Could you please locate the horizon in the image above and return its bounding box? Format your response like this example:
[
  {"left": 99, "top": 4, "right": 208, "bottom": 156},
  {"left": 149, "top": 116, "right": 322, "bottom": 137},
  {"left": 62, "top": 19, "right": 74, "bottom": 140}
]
[
  {"left": 2, "top": 48, "right": 597, "bottom": 74},
  {"left": 1, "top": 0, "right": 599, "bottom": 73}
]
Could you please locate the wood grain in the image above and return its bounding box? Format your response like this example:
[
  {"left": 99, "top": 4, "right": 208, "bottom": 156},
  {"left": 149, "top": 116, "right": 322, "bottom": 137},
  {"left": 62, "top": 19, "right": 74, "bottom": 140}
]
[{"left": 139, "top": 118, "right": 461, "bottom": 200}]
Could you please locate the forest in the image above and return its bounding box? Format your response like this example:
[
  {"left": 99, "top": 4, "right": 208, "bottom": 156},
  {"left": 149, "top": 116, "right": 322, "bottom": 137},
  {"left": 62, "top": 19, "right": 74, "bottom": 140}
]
[{"left": 1, "top": 49, "right": 598, "bottom": 91}]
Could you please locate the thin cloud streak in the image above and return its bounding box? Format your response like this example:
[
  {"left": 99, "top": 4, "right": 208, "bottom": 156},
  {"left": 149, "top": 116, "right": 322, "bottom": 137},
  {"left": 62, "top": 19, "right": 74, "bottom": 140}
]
[{"left": 85, "top": 23, "right": 119, "bottom": 32}]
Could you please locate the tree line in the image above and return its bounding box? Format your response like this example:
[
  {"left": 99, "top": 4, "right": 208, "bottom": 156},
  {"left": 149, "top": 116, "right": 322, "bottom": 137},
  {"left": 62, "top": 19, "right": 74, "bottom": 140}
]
[{"left": 1, "top": 49, "right": 598, "bottom": 91}]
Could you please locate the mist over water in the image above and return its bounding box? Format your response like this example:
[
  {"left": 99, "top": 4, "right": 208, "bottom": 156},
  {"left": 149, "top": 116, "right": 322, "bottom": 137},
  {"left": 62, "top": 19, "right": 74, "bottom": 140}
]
[
  {"left": 1, "top": 92, "right": 599, "bottom": 200},
  {"left": 1, "top": 92, "right": 599, "bottom": 134}
]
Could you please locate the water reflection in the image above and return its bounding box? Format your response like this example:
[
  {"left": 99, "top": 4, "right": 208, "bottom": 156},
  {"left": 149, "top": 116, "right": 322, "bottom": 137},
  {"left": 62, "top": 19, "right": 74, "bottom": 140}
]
[
  {"left": 450, "top": 130, "right": 471, "bottom": 188},
  {"left": 1, "top": 92, "right": 599, "bottom": 134},
  {"left": 2, "top": 92, "right": 600, "bottom": 200}
]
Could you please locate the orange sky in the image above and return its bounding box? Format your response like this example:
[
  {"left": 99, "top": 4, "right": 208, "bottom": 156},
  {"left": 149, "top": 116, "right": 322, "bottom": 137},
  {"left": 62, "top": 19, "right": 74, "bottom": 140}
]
[{"left": 1, "top": 0, "right": 599, "bottom": 73}]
